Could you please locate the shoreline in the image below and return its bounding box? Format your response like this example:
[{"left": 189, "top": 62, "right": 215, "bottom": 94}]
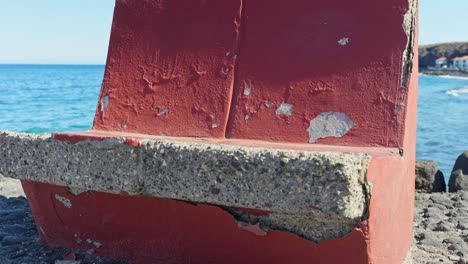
[{"left": 420, "top": 68, "right": 468, "bottom": 78}]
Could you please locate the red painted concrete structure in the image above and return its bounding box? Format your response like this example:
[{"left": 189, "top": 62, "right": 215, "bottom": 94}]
[{"left": 21, "top": 0, "right": 418, "bottom": 263}]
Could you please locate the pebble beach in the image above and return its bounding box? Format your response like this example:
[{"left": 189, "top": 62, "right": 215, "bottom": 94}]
[{"left": 0, "top": 175, "right": 467, "bottom": 264}]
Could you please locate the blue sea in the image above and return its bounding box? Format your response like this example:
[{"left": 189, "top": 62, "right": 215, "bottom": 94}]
[{"left": 1, "top": 65, "right": 468, "bottom": 181}]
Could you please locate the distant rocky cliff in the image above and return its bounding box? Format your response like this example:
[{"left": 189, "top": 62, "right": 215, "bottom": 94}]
[{"left": 419, "top": 42, "right": 468, "bottom": 68}]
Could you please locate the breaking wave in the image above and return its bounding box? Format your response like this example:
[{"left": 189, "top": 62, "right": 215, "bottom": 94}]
[{"left": 446, "top": 87, "right": 468, "bottom": 97}]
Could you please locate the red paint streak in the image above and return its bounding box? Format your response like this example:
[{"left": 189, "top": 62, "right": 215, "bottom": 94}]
[
  {"left": 22, "top": 181, "right": 368, "bottom": 264},
  {"left": 123, "top": 138, "right": 140, "bottom": 147},
  {"left": 308, "top": 205, "right": 321, "bottom": 211},
  {"left": 53, "top": 133, "right": 106, "bottom": 144},
  {"left": 54, "top": 132, "right": 140, "bottom": 147}
]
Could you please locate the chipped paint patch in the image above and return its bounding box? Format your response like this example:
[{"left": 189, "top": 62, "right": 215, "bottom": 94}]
[
  {"left": 265, "top": 102, "right": 273, "bottom": 109},
  {"left": 275, "top": 102, "right": 293, "bottom": 116},
  {"left": 86, "top": 238, "right": 103, "bottom": 248},
  {"left": 338, "top": 38, "right": 350, "bottom": 46},
  {"left": 93, "top": 241, "right": 102, "bottom": 248},
  {"left": 243, "top": 86, "right": 251, "bottom": 96},
  {"left": 157, "top": 108, "right": 169, "bottom": 116},
  {"left": 211, "top": 123, "right": 219, "bottom": 129},
  {"left": 101, "top": 95, "right": 109, "bottom": 111},
  {"left": 307, "top": 112, "right": 355, "bottom": 143},
  {"left": 54, "top": 194, "right": 72, "bottom": 208}
]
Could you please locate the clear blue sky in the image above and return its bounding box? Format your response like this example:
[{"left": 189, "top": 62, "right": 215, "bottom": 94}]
[
  {"left": 0, "top": 1, "right": 115, "bottom": 64},
  {"left": 0, "top": 0, "right": 466, "bottom": 64}
]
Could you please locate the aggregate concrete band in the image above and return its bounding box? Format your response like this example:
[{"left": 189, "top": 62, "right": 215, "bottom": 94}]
[{"left": 0, "top": 131, "right": 371, "bottom": 242}]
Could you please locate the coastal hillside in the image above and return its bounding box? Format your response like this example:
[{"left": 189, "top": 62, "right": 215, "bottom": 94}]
[{"left": 419, "top": 42, "right": 468, "bottom": 68}]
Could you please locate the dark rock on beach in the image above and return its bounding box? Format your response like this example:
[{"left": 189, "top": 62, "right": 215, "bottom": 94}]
[
  {"left": 449, "top": 152, "right": 468, "bottom": 192},
  {"left": 416, "top": 160, "right": 446, "bottom": 193}
]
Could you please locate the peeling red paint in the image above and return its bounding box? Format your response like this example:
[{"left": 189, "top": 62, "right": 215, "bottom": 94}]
[
  {"left": 92, "top": 0, "right": 243, "bottom": 138},
  {"left": 22, "top": 181, "right": 369, "bottom": 264},
  {"left": 22, "top": 0, "right": 418, "bottom": 263},
  {"left": 123, "top": 138, "right": 140, "bottom": 147},
  {"left": 226, "top": 0, "right": 410, "bottom": 147},
  {"left": 53, "top": 133, "right": 106, "bottom": 145}
]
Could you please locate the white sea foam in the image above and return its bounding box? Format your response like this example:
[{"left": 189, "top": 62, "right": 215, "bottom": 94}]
[
  {"left": 438, "top": 75, "right": 468, "bottom": 81},
  {"left": 446, "top": 87, "right": 468, "bottom": 97}
]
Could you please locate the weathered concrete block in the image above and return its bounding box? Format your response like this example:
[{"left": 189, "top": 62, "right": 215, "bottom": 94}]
[
  {"left": 0, "top": 131, "right": 371, "bottom": 242},
  {"left": 0, "top": 0, "right": 418, "bottom": 262}
]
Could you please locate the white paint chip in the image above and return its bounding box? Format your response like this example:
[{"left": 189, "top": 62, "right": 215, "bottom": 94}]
[
  {"left": 54, "top": 194, "right": 72, "bottom": 208},
  {"left": 275, "top": 102, "right": 293, "bottom": 116},
  {"left": 157, "top": 108, "right": 169, "bottom": 116},
  {"left": 244, "top": 86, "right": 251, "bottom": 96},
  {"left": 211, "top": 123, "right": 219, "bottom": 129},
  {"left": 307, "top": 112, "right": 355, "bottom": 143},
  {"left": 93, "top": 241, "right": 102, "bottom": 248},
  {"left": 101, "top": 95, "right": 109, "bottom": 111},
  {"left": 338, "top": 38, "right": 350, "bottom": 46}
]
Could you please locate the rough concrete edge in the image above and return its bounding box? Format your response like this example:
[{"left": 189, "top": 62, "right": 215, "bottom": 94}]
[
  {"left": 0, "top": 131, "right": 372, "bottom": 215},
  {"left": 0, "top": 131, "right": 372, "bottom": 242},
  {"left": 401, "top": 0, "right": 417, "bottom": 90}
]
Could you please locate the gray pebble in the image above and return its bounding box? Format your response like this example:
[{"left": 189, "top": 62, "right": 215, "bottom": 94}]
[
  {"left": 55, "top": 261, "right": 81, "bottom": 264},
  {"left": 1, "top": 235, "right": 29, "bottom": 245},
  {"left": 433, "top": 221, "right": 452, "bottom": 232},
  {"left": 429, "top": 203, "right": 448, "bottom": 211},
  {"left": 460, "top": 191, "right": 468, "bottom": 201},
  {"left": 2, "top": 224, "right": 29, "bottom": 235},
  {"left": 420, "top": 233, "right": 442, "bottom": 247},
  {"left": 424, "top": 207, "right": 444, "bottom": 219},
  {"left": 0, "top": 244, "right": 21, "bottom": 255},
  {"left": 6, "top": 198, "right": 28, "bottom": 208},
  {"left": 457, "top": 221, "right": 467, "bottom": 230},
  {"left": 19, "top": 256, "right": 38, "bottom": 263}
]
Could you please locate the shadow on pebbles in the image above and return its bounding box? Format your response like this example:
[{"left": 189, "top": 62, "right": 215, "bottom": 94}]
[{"left": 413, "top": 191, "right": 468, "bottom": 264}]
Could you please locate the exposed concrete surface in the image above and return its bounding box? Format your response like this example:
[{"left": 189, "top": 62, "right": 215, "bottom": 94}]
[
  {"left": 307, "top": 112, "right": 355, "bottom": 143},
  {"left": 0, "top": 175, "right": 24, "bottom": 198},
  {"left": 0, "top": 131, "right": 371, "bottom": 242}
]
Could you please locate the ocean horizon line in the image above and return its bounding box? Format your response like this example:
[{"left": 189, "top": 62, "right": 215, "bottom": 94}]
[{"left": 0, "top": 63, "right": 105, "bottom": 67}]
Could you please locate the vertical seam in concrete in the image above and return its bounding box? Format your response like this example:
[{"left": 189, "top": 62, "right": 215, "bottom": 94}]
[{"left": 224, "top": 0, "right": 247, "bottom": 138}]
